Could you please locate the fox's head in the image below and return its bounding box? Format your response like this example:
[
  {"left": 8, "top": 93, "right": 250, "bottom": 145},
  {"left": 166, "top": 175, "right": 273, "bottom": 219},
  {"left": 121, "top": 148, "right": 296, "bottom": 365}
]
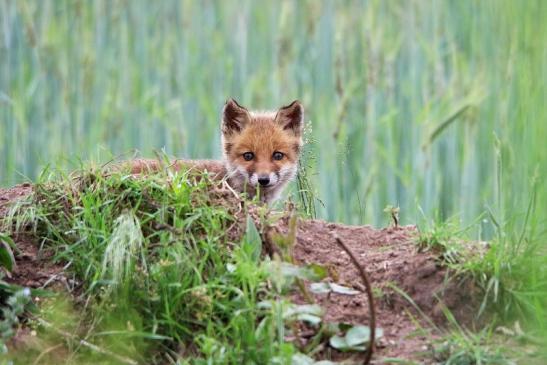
[{"left": 221, "top": 98, "right": 304, "bottom": 200}]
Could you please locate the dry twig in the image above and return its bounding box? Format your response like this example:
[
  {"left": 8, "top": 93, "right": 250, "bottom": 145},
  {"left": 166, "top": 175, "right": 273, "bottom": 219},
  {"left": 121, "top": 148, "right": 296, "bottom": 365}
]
[{"left": 332, "top": 234, "right": 376, "bottom": 365}]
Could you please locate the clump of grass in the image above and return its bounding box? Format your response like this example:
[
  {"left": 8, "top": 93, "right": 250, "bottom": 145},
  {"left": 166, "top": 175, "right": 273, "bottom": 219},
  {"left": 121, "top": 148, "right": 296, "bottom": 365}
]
[
  {"left": 431, "top": 304, "right": 526, "bottom": 365},
  {"left": 100, "top": 211, "right": 143, "bottom": 289},
  {"left": 462, "top": 206, "right": 547, "bottom": 323},
  {"left": 1, "top": 165, "right": 317, "bottom": 363},
  {"left": 415, "top": 197, "right": 547, "bottom": 359},
  {"left": 415, "top": 214, "right": 481, "bottom": 267},
  {"left": 432, "top": 328, "right": 515, "bottom": 365},
  {"left": 386, "top": 283, "right": 523, "bottom": 365}
]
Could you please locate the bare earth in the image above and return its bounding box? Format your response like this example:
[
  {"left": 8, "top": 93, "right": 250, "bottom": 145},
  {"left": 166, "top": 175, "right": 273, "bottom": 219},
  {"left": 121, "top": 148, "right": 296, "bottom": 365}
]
[{"left": 0, "top": 184, "right": 475, "bottom": 364}]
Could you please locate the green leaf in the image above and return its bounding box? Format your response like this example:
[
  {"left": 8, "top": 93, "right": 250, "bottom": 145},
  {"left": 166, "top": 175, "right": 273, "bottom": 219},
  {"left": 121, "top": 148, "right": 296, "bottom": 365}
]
[
  {"left": 277, "top": 262, "right": 306, "bottom": 278},
  {"left": 284, "top": 304, "right": 323, "bottom": 318},
  {"left": 266, "top": 262, "right": 324, "bottom": 281},
  {"left": 244, "top": 215, "right": 262, "bottom": 262},
  {"left": 0, "top": 233, "right": 16, "bottom": 250},
  {"left": 307, "top": 264, "right": 328, "bottom": 280},
  {"left": 330, "top": 283, "right": 359, "bottom": 295},
  {"left": 376, "top": 327, "right": 384, "bottom": 340},
  {"left": 329, "top": 334, "right": 363, "bottom": 351},
  {"left": 310, "top": 282, "right": 331, "bottom": 294},
  {"left": 291, "top": 353, "right": 315, "bottom": 365},
  {"left": 284, "top": 304, "right": 323, "bottom": 325},
  {"left": 291, "top": 353, "right": 337, "bottom": 365},
  {"left": 295, "top": 313, "right": 322, "bottom": 325},
  {"left": 0, "top": 243, "right": 15, "bottom": 272},
  {"left": 345, "top": 325, "right": 371, "bottom": 346},
  {"left": 328, "top": 325, "right": 384, "bottom": 352},
  {"left": 309, "top": 282, "right": 360, "bottom": 295}
]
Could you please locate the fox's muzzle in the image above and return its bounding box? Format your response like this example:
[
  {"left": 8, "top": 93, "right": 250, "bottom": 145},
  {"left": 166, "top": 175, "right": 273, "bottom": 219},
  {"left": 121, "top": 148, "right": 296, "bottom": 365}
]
[{"left": 249, "top": 172, "right": 278, "bottom": 188}]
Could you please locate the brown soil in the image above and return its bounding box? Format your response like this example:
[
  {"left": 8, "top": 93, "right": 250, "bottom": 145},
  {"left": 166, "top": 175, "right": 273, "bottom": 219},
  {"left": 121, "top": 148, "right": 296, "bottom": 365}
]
[
  {"left": 0, "top": 184, "right": 476, "bottom": 364},
  {"left": 283, "top": 219, "right": 478, "bottom": 363}
]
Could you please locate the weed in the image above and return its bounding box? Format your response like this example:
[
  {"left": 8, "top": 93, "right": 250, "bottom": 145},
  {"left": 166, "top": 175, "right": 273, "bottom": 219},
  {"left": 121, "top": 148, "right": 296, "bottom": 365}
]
[
  {"left": 0, "top": 288, "right": 31, "bottom": 354},
  {"left": 415, "top": 198, "right": 547, "bottom": 347},
  {"left": 415, "top": 216, "right": 472, "bottom": 266},
  {"left": 432, "top": 305, "right": 518, "bottom": 365},
  {"left": 461, "top": 189, "right": 547, "bottom": 323},
  {"left": 432, "top": 330, "right": 514, "bottom": 365},
  {"left": 2, "top": 167, "right": 265, "bottom": 362}
]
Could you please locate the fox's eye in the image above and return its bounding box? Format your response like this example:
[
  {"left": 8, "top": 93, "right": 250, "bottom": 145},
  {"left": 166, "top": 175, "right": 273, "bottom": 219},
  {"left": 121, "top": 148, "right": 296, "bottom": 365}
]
[
  {"left": 243, "top": 152, "right": 254, "bottom": 161},
  {"left": 272, "top": 152, "right": 284, "bottom": 161}
]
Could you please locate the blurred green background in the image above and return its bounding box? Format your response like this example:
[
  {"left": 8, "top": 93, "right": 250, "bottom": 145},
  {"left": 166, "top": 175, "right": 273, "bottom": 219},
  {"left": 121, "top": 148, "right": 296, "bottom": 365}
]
[{"left": 1, "top": 0, "right": 545, "bottom": 228}]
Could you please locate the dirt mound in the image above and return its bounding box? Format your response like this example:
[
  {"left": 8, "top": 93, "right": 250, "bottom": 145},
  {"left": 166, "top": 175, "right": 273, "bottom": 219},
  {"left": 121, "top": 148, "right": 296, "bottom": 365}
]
[
  {"left": 287, "top": 220, "right": 475, "bottom": 361},
  {"left": 1, "top": 185, "right": 68, "bottom": 290},
  {"left": 0, "top": 184, "right": 32, "bottom": 217},
  {"left": 0, "top": 184, "right": 474, "bottom": 363},
  {"left": 294, "top": 220, "right": 477, "bottom": 323}
]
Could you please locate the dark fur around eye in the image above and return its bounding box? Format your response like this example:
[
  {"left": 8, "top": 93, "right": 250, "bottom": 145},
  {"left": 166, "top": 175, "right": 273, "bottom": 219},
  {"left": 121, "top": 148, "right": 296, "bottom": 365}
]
[
  {"left": 272, "top": 151, "right": 284, "bottom": 161},
  {"left": 243, "top": 152, "right": 254, "bottom": 161}
]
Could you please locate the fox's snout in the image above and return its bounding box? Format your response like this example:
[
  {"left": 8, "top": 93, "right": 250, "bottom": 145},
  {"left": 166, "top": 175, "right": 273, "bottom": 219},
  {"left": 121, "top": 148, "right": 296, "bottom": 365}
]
[{"left": 249, "top": 172, "right": 279, "bottom": 188}]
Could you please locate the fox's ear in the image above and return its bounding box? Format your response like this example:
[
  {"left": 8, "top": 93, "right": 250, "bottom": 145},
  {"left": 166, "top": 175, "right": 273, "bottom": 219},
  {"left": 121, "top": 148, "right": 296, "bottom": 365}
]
[
  {"left": 222, "top": 98, "right": 251, "bottom": 135},
  {"left": 275, "top": 100, "right": 304, "bottom": 136}
]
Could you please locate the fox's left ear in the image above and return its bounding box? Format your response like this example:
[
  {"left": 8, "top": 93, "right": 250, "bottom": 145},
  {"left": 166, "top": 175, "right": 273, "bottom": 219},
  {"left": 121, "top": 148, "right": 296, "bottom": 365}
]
[
  {"left": 222, "top": 98, "right": 251, "bottom": 135},
  {"left": 275, "top": 100, "right": 304, "bottom": 137}
]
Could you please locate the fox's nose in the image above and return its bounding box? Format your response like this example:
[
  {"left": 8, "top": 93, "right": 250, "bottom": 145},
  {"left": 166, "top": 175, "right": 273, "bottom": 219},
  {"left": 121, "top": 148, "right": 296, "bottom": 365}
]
[{"left": 258, "top": 177, "right": 270, "bottom": 186}]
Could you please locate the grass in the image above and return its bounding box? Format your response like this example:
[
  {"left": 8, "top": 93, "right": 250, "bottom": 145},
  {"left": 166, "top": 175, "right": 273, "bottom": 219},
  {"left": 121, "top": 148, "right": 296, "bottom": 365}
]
[
  {"left": 432, "top": 326, "right": 517, "bottom": 365},
  {"left": 413, "top": 198, "right": 547, "bottom": 363},
  {"left": 415, "top": 170, "right": 547, "bottom": 317},
  {"left": 1, "top": 166, "right": 306, "bottom": 364},
  {"left": 431, "top": 301, "right": 546, "bottom": 365},
  {"left": 385, "top": 282, "right": 530, "bottom": 365}
]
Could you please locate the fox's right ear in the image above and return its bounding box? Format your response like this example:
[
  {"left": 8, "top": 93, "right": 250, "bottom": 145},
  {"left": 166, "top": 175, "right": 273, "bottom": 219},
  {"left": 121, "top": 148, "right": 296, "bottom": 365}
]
[
  {"left": 275, "top": 100, "right": 304, "bottom": 137},
  {"left": 222, "top": 98, "right": 251, "bottom": 135}
]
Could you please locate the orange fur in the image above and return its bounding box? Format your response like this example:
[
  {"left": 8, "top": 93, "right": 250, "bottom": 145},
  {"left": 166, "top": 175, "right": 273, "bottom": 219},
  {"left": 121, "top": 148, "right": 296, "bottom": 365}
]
[{"left": 126, "top": 99, "right": 304, "bottom": 203}]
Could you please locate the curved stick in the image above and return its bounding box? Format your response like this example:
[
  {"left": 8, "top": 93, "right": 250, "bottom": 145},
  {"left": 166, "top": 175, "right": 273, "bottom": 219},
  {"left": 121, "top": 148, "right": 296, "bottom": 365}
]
[{"left": 333, "top": 234, "right": 376, "bottom": 365}]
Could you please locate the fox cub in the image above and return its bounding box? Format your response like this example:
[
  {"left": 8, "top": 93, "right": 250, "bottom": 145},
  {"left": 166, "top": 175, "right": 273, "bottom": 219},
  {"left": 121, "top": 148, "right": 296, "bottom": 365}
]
[{"left": 130, "top": 99, "right": 304, "bottom": 203}]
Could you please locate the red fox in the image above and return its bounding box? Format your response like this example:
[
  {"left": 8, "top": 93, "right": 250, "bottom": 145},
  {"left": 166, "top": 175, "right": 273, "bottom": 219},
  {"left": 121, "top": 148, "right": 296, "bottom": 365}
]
[{"left": 129, "top": 99, "right": 304, "bottom": 203}]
